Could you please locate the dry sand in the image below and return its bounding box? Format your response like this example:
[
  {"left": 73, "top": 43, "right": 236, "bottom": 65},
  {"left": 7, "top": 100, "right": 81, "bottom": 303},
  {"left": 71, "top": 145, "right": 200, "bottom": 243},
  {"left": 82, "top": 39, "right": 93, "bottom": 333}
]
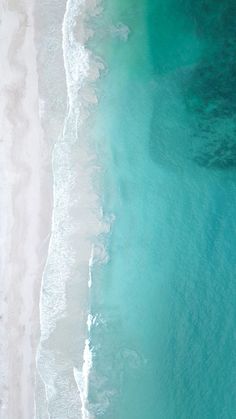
[{"left": 0, "top": 0, "right": 52, "bottom": 418}]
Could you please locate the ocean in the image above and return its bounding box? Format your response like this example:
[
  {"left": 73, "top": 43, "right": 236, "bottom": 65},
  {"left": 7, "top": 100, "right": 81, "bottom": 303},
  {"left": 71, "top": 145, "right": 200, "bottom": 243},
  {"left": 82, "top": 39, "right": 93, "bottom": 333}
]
[{"left": 35, "top": 0, "right": 236, "bottom": 418}]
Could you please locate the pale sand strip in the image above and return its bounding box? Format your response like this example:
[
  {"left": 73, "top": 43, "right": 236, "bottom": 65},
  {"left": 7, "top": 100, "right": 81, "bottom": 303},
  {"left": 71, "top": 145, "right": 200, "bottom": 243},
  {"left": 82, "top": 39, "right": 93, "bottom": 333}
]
[{"left": 0, "top": 1, "right": 52, "bottom": 418}]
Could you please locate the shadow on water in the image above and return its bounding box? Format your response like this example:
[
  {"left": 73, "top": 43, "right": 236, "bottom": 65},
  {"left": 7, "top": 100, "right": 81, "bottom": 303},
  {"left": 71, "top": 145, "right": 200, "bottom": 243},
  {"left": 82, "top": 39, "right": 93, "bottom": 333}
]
[{"left": 147, "top": 0, "right": 236, "bottom": 172}]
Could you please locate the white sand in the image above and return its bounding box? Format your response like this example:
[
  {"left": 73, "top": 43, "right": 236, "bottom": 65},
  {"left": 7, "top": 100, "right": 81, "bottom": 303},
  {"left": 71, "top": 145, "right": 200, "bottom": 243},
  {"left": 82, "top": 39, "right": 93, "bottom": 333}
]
[{"left": 0, "top": 1, "right": 52, "bottom": 418}]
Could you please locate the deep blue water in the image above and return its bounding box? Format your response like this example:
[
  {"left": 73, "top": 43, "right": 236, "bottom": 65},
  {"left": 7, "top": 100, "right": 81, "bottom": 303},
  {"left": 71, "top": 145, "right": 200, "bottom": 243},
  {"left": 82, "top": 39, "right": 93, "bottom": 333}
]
[{"left": 88, "top": 1, "right": 236, "bottom": 417}]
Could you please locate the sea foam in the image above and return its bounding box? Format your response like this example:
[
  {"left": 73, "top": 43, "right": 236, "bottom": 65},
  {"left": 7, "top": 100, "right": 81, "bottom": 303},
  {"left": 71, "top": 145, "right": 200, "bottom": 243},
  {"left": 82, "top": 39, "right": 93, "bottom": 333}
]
[{"left": 35, "top": 0, "right": 109, "bottom": 418}]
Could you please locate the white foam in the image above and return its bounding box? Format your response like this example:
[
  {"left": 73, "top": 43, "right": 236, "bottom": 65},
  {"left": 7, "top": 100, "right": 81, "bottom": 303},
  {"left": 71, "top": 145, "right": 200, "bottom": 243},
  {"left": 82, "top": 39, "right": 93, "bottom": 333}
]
[
  {"left": 62, "top": 0, "right": 90, "bottom": 111},
  {"left": 36, "top": 0, "right": 109, "bottom": 417},
  {"left": 38, "top": 0, "right": 90, "bottom": 343},
  {"left": 73, "top": 336, "right": 93, "bottom": 419}
]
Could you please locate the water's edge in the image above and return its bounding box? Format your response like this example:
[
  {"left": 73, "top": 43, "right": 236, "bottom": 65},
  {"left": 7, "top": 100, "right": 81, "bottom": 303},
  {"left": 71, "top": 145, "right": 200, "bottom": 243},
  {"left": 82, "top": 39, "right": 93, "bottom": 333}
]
[{"left": 34, "top": 1, "right": 109, "bottom": 417}]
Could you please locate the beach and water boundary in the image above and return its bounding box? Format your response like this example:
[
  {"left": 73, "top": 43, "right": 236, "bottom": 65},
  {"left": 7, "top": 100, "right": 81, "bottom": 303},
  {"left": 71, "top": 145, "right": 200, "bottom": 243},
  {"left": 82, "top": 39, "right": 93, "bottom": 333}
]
[
  {"left": 1, "top": 0, "right": 236, "bottom": 418},
  {"left": 34, "top": 0, "right": 111, "bottom": 418}
]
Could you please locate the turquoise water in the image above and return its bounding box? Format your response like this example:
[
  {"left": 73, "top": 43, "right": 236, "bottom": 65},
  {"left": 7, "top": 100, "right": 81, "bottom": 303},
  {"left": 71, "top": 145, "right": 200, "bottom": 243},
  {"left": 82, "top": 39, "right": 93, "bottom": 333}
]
[{"left": 89, "top": 1, "right": 236, "bottom": 418}]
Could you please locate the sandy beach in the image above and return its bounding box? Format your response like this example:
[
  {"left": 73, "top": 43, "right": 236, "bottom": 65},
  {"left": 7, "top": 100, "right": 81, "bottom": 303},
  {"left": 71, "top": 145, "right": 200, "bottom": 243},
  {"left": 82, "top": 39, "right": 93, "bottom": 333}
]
[
  {"left": 0, "top": 1, "right": 52, "bottom": 417},
  {"left": 0, "top": 0, "right": 109, "bottom": 416}
]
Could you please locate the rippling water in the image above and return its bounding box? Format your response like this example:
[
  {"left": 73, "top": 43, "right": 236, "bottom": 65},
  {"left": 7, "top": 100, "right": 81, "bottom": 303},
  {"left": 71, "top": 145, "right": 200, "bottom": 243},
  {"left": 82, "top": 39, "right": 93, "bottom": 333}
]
[{"left": 88, "top": 1, "right": 236, "bottom": 418}]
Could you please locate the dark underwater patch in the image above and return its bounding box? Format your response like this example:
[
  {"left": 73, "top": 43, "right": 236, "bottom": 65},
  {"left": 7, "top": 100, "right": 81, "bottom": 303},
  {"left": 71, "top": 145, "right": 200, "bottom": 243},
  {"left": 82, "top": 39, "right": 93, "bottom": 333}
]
[
  {"left": 193, "top": 138, "right": 236, "bottom": 169},
  {"left": 148, "top": 0, "right": 236, "bottom": 170}
]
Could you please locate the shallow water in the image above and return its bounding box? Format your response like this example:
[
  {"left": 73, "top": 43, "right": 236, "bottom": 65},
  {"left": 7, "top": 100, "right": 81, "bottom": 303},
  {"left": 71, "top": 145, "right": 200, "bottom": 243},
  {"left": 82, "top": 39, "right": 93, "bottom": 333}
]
[{"left": 88, "top": 1, "right": 236, "bottom": 418}]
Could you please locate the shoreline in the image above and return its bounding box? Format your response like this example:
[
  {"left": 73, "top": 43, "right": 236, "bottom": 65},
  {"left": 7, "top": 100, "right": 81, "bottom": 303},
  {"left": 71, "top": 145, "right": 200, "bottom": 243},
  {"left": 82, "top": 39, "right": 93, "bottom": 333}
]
[
  {"left": 35, "top": 1, "right": 111, "bottom": 418},
  {"left": 0, "top": 1, "right": 53, "bottom": 418}
]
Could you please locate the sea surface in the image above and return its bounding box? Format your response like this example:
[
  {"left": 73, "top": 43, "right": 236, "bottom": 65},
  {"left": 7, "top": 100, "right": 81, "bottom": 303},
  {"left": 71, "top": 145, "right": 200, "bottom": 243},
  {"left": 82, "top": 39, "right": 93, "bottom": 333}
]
[
  {"left": 88, "top": 1, "right": 236, "bottom": 418},
  {"left": 35, "top": 0, "right": 236, "bottom": 418}
]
